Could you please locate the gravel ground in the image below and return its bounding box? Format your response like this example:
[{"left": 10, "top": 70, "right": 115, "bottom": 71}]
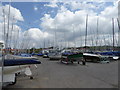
[{"left": 5, "top": 56, "right": 119, "bottom": 88}]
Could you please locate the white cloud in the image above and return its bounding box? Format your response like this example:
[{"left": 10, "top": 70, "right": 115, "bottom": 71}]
[
  {"left": 3, "top": 5, "right": 24, "bottom": 21},
  {"left": 26, "top": 28, "right": 44, "bottom": 40},
  {"left": 40, "top": 2, "right": 119, "bottom": 47},
  {"left": 0, "top": 21, "right": 22, "bottom": 47},
  {"left": 0, "top": 4, "right": 24, "bottom": 48},
  {"left": 100, "top": 6, "right": 118, "bottom": 19},
  {"left": 44, "top": 0, "right": 58, "bottom": 8},
  {"left": 1, "top": 2, "right": 119, "bottom": 48},
  {"left": 20, "top": 28, "right": 51, "bottom": 48},
  {"left": 64, "top": 1, "right": 96, "bottom": 11},
  {"left": 34, "top": 6, "right": 38, "bottom": 11}
]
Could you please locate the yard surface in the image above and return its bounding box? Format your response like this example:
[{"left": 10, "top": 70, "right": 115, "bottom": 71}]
[{"left": 5, "top": 56, "right": 118, "bottom": 88}]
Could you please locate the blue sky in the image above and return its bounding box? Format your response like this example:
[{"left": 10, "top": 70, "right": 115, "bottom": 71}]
[
  {"left": 0, "top": 1, "right": 118, "bottom": 48},
  {"left": 2, "top": 2, "right": 114, "bottom": 31},
  {"left": 2, "top": 2, "right": 59, "bottom": 31}
]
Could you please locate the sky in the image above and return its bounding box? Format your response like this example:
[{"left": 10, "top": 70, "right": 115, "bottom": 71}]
[{"left": 0, "top": 0, "right": 119, "bottom": 49}]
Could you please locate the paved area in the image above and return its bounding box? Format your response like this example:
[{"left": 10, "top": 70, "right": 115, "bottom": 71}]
[{"left": 5, "top": 56, "right": 118, "bottom": 88}]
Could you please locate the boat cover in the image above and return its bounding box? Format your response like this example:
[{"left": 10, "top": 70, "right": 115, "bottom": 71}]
[{"left": 4, "top": 58, "right": 41, "bottom": 66}]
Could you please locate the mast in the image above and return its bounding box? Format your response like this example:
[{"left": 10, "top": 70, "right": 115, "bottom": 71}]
[
  {"left": 5, "top": 1, "right": 11, "bottom": 54},
  {"left": 54, "top": 26, "right": 57, "bottom": 49},
  {"left": 48, "top": 39, "right": 50, "bottom": 48},
  {"left": 43, "top": 32, "right": 45, "bottom": 49},
  {"left": 13, "top": 28, "right": 19, "bottom": 55},
  {"left": 117, "top": 18, "right": 120, "bottom": 31},
  {"left": 55, "top": 24, "right": 57, "bottom": 49},
  {"left": 117, "top": 18, "right": 120, "bottom": 47},
  {"left": 1, "top": 1, "right": 4, "bottom": 88},
  {"left": 73, "top": 25, "right": 76, "bottom": 48},
  {"left": 72, "top": 24, "right": 76, "bottom": 49},
  {"left": 10, "top": 16, "right": 14, "bottom": 48},
  {"left": 85, "top": 14, "right": 88, "bottom": 52},
  {"left": 96, "top": 17, "right": 99, "bottom": 51},
  {"left": 64, "top": 32, "right": 66, "bottom": 48},
  {"left": 112, "top": 18, "right": 115, "bottom": 51},
  {"left": 79, "top": 26, "right": 82, "bottom": 48},
  {"left": 3, "top": 8, "right": 6, "bottom": 44}
]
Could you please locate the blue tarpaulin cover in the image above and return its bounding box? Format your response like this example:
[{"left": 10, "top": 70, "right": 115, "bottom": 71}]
[
  {"left": 95, "top": 51, "right": 120, "bottom": 56},
  {"left": 4, "top": 58, "right": 41, "bottom": 66}
]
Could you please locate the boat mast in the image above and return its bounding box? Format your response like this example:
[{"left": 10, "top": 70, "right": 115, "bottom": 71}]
[
  {"left": 96, "top": 17, "right": 99, "bottom": 51},
  {"left": 72, "top": 24, "right": 76, "bottom": 49},
  {"left": 117, "top": 18, "right": 120, "bottom": 47},
  {"left": 54, "top": 31, "right": 56, "bottom": 49},
  {"left": 63, "top": 32, "right": 66, "bottom": 49},
  {"left": 6, "top": 1, "right": 11, "bottom": 53},
  {"left": 112, "top": 18, "right": 115, "bottom": 51},
  {"left": 9, "top": 16, "right": 14, "bottom": 48},
  {"left": 85, "top": 14, "right": 88, "bottom": 52},
  {"left": 1, "top": 2, "right": 4, "bottom": 88},
  {"left": 55, "top": 24, "right": 57, "bottom": 49},
  {"left": 79, "top": 26, "right": 82, "bottom": 47},
  {"left": 117, "top": 18, "right": 120, "bottom": 31},
  {"left": 43, "top": 32, "right": 45, "bottom": 49},
  {"left": 2, "top": 6, "right": 5, "bottom": 47}
]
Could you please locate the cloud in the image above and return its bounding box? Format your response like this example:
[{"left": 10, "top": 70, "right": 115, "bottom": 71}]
[
  {"left": 44, "top": 0, "right": 58, "bottom": 8},
  {"left": 34, "top": 6, "right": 38, "bottom": 11},
  {"left": 40, "top": 2, "right": 119, "bottom": 47},
  {"left": 20, "top": 28, "right": 51, "bottom": 48},
  {"left": 0, "top": 4, "right": 24, "bottom": 48},
  {"left": 26, "top": 28, "right": 44, "bottom": 40},
  {"left": 1, "top": 2, "right": 119, "bottom": 48},
  {"left": 3, "top": 5, "right": 24, "bottom": 21},
  {"left": 100, "top": 6, "right": 118, "bottom": 19},
  {"left": 0, "top": 21, "right": 22, "bottom": 47},
  {"left": 64, "top": 1, "right": 96, "bottom": 11}
]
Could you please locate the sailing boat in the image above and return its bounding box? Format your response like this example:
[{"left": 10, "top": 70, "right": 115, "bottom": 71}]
[
  {"left": 96, "top": 18, "right": 119, "bottom": 60},
  {"left": 48, "top": 25, "right": 62, "bottom": 60},
  {"left": 0, "top": 2, "right": 41, "bottom": 87},
  {"left": 83, "top": 16, "right": 119, "bottom": 62}
]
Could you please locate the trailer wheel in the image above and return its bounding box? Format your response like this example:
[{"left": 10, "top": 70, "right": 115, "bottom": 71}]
[
  {"left": 15, "top": 73, "right": 18, "bottom": 76},
  {"left": 60, "top": 59, "right": 63, "bottom": 63},
  {"left": 15, "top": 72, "right": 21, "bottom": 76},
  {"left": 30, "top": 76, "right": 33, "bottom": 79}
]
